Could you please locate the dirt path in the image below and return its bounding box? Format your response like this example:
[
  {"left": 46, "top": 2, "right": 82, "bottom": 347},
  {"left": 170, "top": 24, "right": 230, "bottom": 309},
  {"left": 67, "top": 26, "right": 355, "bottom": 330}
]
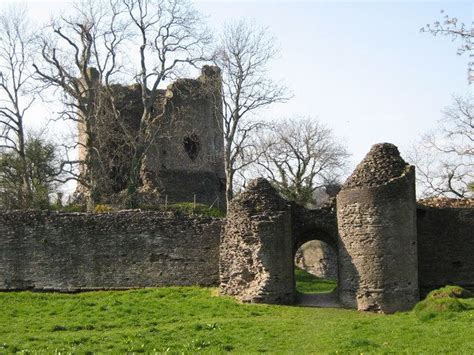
[{"left": 295, "top": 291, "right": 342, "bottom": 308}]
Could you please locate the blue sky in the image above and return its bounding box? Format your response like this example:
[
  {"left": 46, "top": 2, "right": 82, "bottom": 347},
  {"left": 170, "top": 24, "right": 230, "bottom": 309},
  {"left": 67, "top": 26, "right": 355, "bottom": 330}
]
[
  {"left": 195, "top": 0, "right": 472, "bottom": 165},
  {"left": 2, "top": 0, "right": 472, "bottom": 170}
]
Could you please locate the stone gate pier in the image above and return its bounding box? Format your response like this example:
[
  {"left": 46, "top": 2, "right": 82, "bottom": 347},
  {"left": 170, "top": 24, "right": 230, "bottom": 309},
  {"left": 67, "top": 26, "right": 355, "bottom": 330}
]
[{"left": 219, "top": 178, "right": 295, "bottom": 304}]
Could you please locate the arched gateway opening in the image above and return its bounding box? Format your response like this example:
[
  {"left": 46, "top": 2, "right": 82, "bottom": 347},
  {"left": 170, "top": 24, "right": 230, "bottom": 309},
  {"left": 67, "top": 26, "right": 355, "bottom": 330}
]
[
  {"left": 221, "top": 144, "right": 421, "bottom": 313},
  {"left": 294, "top": 240, "right": 337, "bottom": 294},
  {"left": 220, "top": 178, "right": 341, "bottom": 306},
  {"left": 291, "top": 208, "right": 341, "bottom": 307}
]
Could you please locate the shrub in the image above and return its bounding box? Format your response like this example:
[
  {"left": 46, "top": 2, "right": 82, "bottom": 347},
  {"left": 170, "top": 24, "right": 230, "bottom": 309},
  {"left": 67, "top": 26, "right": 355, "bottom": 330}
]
[
  {"left": 167, "top": 202, "right": 225, "bottom": 218},
  {"left": 0, "top": 137, "right": 59, "bottom": 210},
  {"left": 415, "top": 297, "right": 468, "bottom": 313},
  {"left": 94, "top": 204, "right": 114, "bottom": 213}
]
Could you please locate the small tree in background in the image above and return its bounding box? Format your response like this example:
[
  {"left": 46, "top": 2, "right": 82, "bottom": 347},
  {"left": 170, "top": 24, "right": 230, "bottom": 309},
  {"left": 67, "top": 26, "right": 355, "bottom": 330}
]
[
  {"left": 0, "top": 6, "right": 37, "bottom": 208},
  {"left": 0, "top": 135, "right": 59, "bottom": 209}
]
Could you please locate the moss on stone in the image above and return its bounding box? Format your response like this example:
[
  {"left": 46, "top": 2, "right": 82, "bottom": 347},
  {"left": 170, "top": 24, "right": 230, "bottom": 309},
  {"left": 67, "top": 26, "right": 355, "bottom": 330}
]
[{"left": 426, "top": 285, "right": 473, "bottom": 300}]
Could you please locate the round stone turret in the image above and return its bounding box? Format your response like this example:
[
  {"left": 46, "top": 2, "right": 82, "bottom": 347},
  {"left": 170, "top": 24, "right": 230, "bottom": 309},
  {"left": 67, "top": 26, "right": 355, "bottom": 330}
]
[{"left": 336, "top": 143, "right": 419, "bottom": 313}]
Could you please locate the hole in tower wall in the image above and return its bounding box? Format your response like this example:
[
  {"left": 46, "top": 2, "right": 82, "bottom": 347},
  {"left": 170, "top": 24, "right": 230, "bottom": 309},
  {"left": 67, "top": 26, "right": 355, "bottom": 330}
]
[
  {"left": 294, "top": 240, "right": 337, "bottom": 294},
  {"left": 183, "top": 134, "right": 200, "bottom": 161}
]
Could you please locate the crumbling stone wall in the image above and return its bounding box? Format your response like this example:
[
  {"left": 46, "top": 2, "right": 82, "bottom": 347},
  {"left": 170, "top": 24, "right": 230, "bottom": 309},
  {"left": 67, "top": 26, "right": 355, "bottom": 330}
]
[
  {"left": 219, "top": 179, "right": 295, "bottom": 304},
  {"left": 219, "top": 179, "right": 339, "bottom": 304},
  {"left": 142, "top": 66, "right": 225, "bottom": 208},
  {"left": 77, "top": 66, "right": 225, "bottom": 208},
  {"left": 336, "top": 143, "right": 419, "bottom": 313},
  {"left": 0, "top": 211, "right": 222, "bottom": 291},
  {"left": 417, "top": 205, "right": 474, "bottom": 296}
]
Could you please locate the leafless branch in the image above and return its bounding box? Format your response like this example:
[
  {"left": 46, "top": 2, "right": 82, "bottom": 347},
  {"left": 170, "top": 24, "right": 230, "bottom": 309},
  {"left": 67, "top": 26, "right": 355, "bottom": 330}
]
[
  {"left": 214, "top": 19, "right": 290, "bottom": 203},
  {"left": 421, "top": 10, "right": 473, "bottom": 83},
  {"left": 408, "top": 93, "right": 473, "bottom": 198}
]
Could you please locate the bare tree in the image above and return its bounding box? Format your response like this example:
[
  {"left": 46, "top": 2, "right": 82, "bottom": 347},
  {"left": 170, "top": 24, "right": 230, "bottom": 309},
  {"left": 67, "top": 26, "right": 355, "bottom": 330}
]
[
  {"left": 0, "top": 6, "right": 37, "bottom": 207},
  {"left": 421, "top": 10, "right": 473, "bottom": 83},
  {"left": 33, "top": 0, "right": 212, "bottom": 208},
  {"left": 228, "top": 119, "right": 268, "bottom": 192},
  {"left": 120, "top": 0, "right": 211, "bottom": 207},
  {"left": 214, "top": 20, "right": 289, "bottom": 204},
  {"left": 408, "top": 94, "right": 473, "bottom": 198},
  {"left": 33, "top": 0, "right": 128, "bottom": 209},
  {"left": 253, "top": 117, "right": 349, "bottom": 206}
]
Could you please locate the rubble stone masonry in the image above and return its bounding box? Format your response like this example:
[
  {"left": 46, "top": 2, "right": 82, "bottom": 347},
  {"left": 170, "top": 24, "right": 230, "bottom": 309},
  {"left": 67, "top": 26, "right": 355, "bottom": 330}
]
[
  {"left": 0, "top": 210, "right": 222, "bottom": 291},
  {"left": 336, "top": 143, "right": 419, "bottom": 313}
]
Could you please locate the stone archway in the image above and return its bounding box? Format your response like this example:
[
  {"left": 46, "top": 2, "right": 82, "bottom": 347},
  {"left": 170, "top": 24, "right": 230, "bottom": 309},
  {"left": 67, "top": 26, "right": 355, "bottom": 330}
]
[
  {"left": 290, "top": 205, "right": 340, "bottom": 306},
  {"left": 291, "top": 203, "right": 338, "bottom": 253},
  {"left": 220, "top": 143, "right": 421, "bottom": 314},
  {"left": 219, "top": 178, "right": 340, "bottom": 306}
]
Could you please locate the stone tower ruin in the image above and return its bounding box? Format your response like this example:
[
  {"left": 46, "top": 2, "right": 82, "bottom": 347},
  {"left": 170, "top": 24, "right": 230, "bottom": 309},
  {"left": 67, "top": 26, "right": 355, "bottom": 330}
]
[
  {"left": 76, "top": 66, "right": 226, "bottom": 208},
  {"left": 336, "top": 143, "right": 419, "bottom": 312}
]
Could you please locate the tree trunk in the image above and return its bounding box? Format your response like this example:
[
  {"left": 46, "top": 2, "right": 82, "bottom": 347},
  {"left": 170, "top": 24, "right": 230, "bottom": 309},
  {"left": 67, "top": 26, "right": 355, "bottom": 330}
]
[
  {"left": 17, "top": 121, "right": 31, "bottom": 208},
  {"left": 84, "top": 121, "right": 102, "bottom": 211},
  {"left": 226, "top": 173, "right": 234, "bottom": 205},
  {"left": 86, "top": 156, "right": 102, "bottom": 211},
  {"left": 224, "top": 150, "right": 234, "bottom": 205},
  {"left": 127, "top": 144, "right": 145, "bottom": 209}
]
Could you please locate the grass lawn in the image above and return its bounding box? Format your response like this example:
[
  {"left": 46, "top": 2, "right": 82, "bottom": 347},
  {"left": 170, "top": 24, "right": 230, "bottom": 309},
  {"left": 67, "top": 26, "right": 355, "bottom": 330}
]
[
  {"left": 1, "top": 277, "right": 473, "bottom": 353},
  {"left": 294, "top": 267, "right": 336, "bottom": 294}
]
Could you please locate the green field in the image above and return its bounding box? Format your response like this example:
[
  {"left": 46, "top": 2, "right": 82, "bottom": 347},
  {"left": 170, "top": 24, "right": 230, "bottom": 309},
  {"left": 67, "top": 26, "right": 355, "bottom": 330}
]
[
  {"left": 1, "top": 277, "right": 473, "bottom": 353},
  {"left": 294, "top": 267, "right": 336, "bottom": 294}
]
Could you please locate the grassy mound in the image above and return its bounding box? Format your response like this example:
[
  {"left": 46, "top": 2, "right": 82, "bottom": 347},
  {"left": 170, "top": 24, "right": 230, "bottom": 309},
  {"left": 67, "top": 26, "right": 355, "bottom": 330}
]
[
  {"left": 426, "top": 285, "right": 473, "bottom": 300},
  {"left": 294, "top": 267, "right": 336, "bottom": 294},
  {"left": 414, "top": 285, "right": 473, "bottom": 321}
]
